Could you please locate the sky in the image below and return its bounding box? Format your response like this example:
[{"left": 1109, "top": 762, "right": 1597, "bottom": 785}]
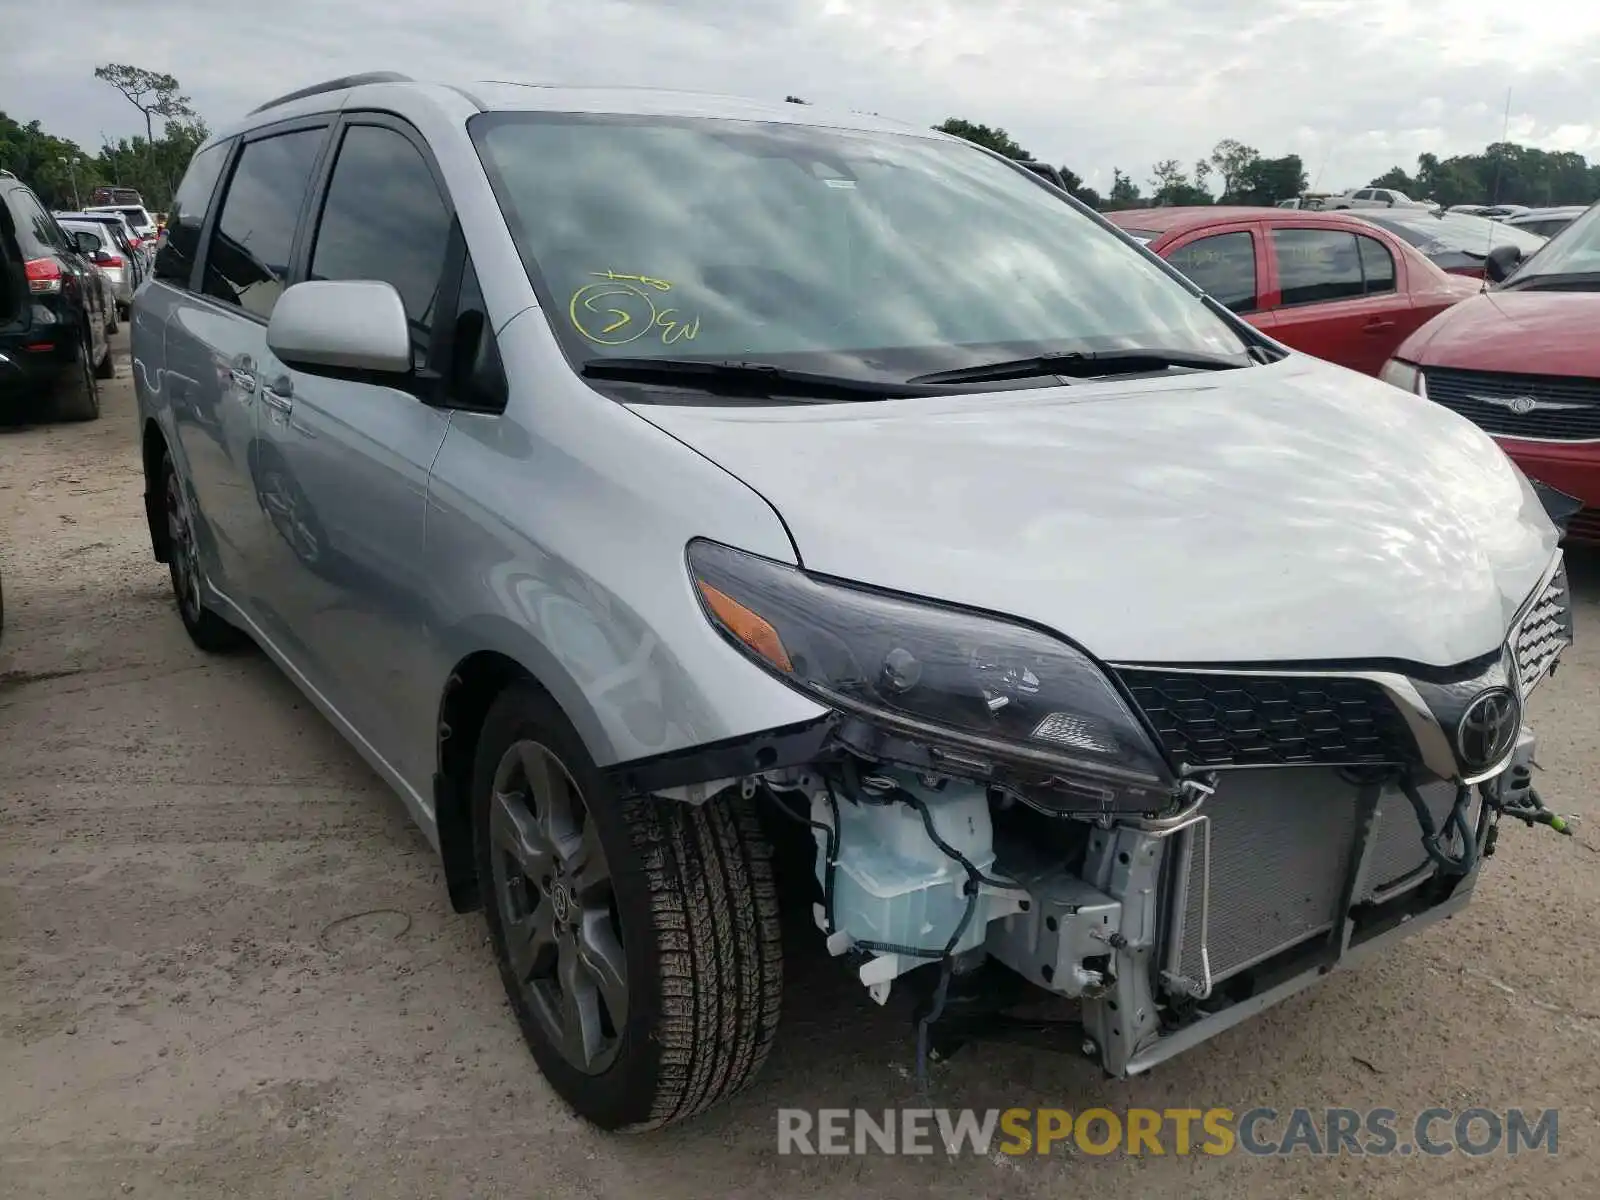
[{"left": 5, "top": 0, "right": 1600, "bottom": 196}]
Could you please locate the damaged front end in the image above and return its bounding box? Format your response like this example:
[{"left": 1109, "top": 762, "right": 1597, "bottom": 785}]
[{"left": 606, "top": 540, "right": 1577, "bottom": 1079}]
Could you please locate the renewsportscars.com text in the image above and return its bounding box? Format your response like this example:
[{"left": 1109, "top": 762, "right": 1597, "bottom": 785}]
[{"left": 776, "top": 1106, "right": 1559, "bottom": 1157}]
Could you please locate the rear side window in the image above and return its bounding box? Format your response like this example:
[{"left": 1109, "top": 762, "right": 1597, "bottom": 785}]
[
  {"left": 1165, "top": 231, "right": 1258, "bottom": 313},
  {"left": 156, "top": 141, "right": 230, "bottom": 285},
  {"left": 7, "top": 188, "right": 62, "bottom": 256},
  {"left": 201, "top": 128, "right": 324, "bottom": 320},
  {"left": 1357, "top": 234, "right": 1395, "bottom": 294},
  {"left": 67, "top": 227, "right": 105, "bottom": 251},
  {"left": 309, "top": 124, "right": 452, "bottom": 365},
  {"left": 1272, "top": 228, "right": 1364, "bottom": 305}
]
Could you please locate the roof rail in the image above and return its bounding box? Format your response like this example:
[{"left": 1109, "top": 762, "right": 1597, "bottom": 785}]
[
  {"left": 0, "top": 168, "right": 16, "bottom": 179},
  {"left": 247, "top": 71, "right": 413, "bottom": 116}
]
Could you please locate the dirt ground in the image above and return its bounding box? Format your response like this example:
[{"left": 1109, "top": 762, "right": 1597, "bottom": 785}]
[{"left": 3, "top": 333, "right": 1600, "bottom": 1199}]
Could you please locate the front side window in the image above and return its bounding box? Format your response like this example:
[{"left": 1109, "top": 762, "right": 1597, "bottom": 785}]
[
  {"left": 309, "top": 124, "right": 451, "bottom": 364},
  {"left": 471, "top": 114, "right": 1251, "bottom": 393},
  {"left": 1272, "top": 228, "right": 1365, "bottom": 305},
  {"left": 1165, "top": 231, "right": 1258, "bottom": 313},
  {"left": 200, "top": 128, "right": 324, "bottom": 320}
]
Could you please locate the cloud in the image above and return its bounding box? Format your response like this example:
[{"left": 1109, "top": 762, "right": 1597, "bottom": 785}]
[{"left": 4, "top": 0, "right": 1599, "bottom": 193}]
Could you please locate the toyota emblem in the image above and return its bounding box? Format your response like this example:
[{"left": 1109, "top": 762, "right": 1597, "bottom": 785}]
[{"left": 1456, "top": 688, "right": 1520, "bottom": 771}]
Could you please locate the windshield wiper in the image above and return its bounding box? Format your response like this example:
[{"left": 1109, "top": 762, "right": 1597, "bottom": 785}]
[
  {"left": 906, "top": 347, "right": 1249, "bottom": 386},
  {"left": 581, "top": 356, "right": 946, "bottom": 401},
  {"left": 1497, "top": 270, "right": 1600, "bottom": 293}
]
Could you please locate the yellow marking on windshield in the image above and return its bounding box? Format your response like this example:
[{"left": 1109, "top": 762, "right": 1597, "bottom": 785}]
[{"left": 569, "top": 272, "right": 701, "bottom": 346}]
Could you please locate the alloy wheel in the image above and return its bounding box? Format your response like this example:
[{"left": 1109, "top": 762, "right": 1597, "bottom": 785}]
[
  {"left": 165, "top": 468, "right": 203, "bottom": 625},
  {"left": 488, "top": 740, "right": 627, "bottom": 1075}
]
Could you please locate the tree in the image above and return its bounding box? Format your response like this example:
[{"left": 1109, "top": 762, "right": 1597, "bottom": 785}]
[
  {"left": 94, "top": 64, "right": 195, "bottom": 168},
  {"left": 1193, "top": 159, "right": 1213, "bottom": 197},
  {"left": 1149, "top": 159, "right": 1212, "bottom": 206},
  {"left": 1369, "top": 166, "right": 1418, "bottom": 194},
  {"left": 1209, "top": 138, "right": 1260, "bottom": 200},
  {"left": 934, "top": 118, "right": 1033, "bottom": 161},
  {"left": 1053, "top": 165, "right": 1102, "bottom": 209},
  {"left": 1237, "top": 154, "right": 1307, "bottom": 205},
  {"left": 0, "top": 112, "right": 103, "bottom": 209},
  {"left": 1105, "top": 168, "right": 1143, "bottom": 209}
]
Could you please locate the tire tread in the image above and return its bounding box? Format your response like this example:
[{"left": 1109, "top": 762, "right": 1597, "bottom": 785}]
[{"left": 623, "top": 791, "right": 783, "bottom": 1129}]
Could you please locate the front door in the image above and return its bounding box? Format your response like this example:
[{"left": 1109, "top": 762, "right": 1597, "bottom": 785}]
[
  {"left": 1158, "top": 222, "right": 1278, "bottom": 338},
  {"left": 250, "top": 116, "right": 457, "bottom": 775}
]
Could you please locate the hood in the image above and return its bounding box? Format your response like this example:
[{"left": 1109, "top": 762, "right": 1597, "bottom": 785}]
[
  {"left": 1400, "top": 290, "right": 1600, "bottom": 376},
  {"left": 633, "top": 358, "right": 1557, "bottom": 668}
]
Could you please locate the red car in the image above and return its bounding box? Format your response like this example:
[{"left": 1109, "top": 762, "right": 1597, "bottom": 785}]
[
  {"left": 1107, "top": 207, "right": 1479, "bottom": 376},
  {"left": 1381, "top": 201, "right": 1600, "bottom": 540}
]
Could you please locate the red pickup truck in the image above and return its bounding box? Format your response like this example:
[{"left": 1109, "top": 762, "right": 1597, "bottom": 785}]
[{"left": 1381, "top": 202, "right": 1600, "bottom": 540}]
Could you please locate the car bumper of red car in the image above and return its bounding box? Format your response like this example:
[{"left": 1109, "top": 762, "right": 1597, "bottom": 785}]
[{"left": 1498, "top": 437, "right": 1600, "bottom": 541}]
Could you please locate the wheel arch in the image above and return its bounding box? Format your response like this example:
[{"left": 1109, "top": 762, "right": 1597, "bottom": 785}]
[{"left": 432, "top": 625, "right": 618, "bottom": 915}]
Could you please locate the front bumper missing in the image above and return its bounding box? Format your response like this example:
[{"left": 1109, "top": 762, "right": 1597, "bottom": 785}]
[{"left": 980, "top": 755, "right": 1508, "bottom": 1078}]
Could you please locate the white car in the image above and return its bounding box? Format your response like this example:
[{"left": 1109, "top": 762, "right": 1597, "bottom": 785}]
[
  {"left": 84, "top": 203, "right": 159, "bottom": 266},
  {"left": 1324, "top": 187, "right": 1434, "bottom": 211},
  {"left": 1502, "top": 206, "right": 1587, "bottom": 238}
]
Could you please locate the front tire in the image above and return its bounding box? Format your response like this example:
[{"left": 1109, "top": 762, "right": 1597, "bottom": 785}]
[
  {"left": 162, "top": 453, "right": 248, "bottom": 653},
  {"left": 473, "top": 681, "right": 783, "bottom": 1130}
]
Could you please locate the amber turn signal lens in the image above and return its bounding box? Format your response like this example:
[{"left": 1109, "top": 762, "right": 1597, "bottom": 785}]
[{"left": 696, "top": 581, "right": 794, "bottom": 672}]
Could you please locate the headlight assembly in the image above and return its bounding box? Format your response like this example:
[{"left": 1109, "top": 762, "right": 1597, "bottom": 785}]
[
  {"left": 686, "top": 539, "right": 1175, "bottom": 813},
  {"left": 1378, "top": 358, "right": 1423, "bottom": 394}
]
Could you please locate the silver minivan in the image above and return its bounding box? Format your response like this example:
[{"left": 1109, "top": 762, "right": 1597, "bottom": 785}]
[{"left": 132, "top": 73, "right": 1575, "bottom": 1131}]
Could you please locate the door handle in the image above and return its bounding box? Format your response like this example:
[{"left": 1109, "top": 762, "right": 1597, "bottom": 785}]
[
  {"left": 262, "top": 388, "right": 293, "bottom": 415},
  {"left": 1362, "top": 319, "right": 1395, "bottom": 333},
  {"left": 229, "top": 367, "right": 257, "bottom": 392}
]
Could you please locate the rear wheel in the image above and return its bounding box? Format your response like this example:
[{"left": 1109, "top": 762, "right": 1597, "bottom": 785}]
[
  {"left": 162, "top": 454, "right": 248, "bottom": 652},
  {"left": 50, "top": 327, "right": 99, "bottom": 422},
  {"left": 473, "top": 682, "right": 783, "bottom": 1130}
]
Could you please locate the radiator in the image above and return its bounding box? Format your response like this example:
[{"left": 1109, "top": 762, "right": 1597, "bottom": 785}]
[{"left": 1168, "top": 769, "right": 1461, "bottom": 986}]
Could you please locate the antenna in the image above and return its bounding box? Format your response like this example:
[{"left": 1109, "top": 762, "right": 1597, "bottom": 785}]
[{"left": 1481, "top": 87, "right": 1513, "bottom": 292}]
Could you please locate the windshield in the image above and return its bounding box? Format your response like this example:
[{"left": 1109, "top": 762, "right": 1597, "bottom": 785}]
[
  {"left": 1503, "top": 203, "right": 1600, "bottom": 283},
  {"left": 470, "top": 114, "right": 1250, "bottom": 387},
  {"left": 1357, "top": 211, "right": 1546, "bottom": 256}
]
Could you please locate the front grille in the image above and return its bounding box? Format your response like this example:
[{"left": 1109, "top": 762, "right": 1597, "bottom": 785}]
[
  {"left": 1169, "top": 770, "right": 1460, "bottom": 985},
  {"left": 1115, "top": 670, "right": 1418, "bottom": 768},
  {"left": 1423, "top": 368, "right": 1600, "bottom": 441},
  {"left": 1515, "top": 562, "right": 1574, "bottom": 691}
]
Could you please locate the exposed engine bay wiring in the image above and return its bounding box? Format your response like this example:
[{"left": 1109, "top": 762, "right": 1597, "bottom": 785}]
[{"left": 759, "top": 770, "right": 1010, "bottom": 1087}]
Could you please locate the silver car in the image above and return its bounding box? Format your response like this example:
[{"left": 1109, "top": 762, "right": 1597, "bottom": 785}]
[
  {"left": 57, "top": 217, "right": 132, "bottom": 319},
  {"left": 132, "top": 73, "right": 1576, "bottom": 1130}
]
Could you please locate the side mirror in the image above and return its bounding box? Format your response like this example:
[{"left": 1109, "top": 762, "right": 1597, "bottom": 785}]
[
  {"left": 1485, "top": 244, "right": 1523, "bottom": 284},
  {"left": 266, "top": 280, "right": 412, "bottom": 377}
]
